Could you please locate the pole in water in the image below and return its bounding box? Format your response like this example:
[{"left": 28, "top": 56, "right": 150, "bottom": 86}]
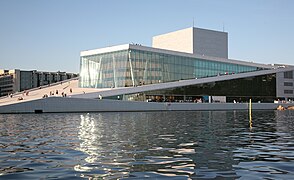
[{"left": 249, "top": 99, "right": 252, "bottom": 129}]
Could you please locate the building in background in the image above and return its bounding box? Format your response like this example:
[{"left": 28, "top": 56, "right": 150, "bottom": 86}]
[{"left": 0, "top": 69, "right": 78, "bottom": 97}]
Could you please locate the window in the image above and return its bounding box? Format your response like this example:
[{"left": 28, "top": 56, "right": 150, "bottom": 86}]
[
  {"left": 284, "top": 71, "right": 293, "bottom": 79},
  {"left": 284, "top": 90, "right": 293, "bottom": 94},
  {"left": 284, "top": 82, "right": 293, "bottom": 86}
]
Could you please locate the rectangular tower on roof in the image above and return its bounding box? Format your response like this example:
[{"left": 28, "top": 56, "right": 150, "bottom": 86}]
[{"left": 152, "top": 27, "right": 228, "bottom": 58}]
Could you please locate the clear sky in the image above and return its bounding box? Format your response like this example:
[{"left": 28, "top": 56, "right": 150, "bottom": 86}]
[{"left": 0, "top": 0, "right": 293, "bottom": 73}]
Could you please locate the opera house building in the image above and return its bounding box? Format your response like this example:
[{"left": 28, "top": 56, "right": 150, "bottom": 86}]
[
  {"left": 79, "top": 27, "right": 293, "bottom": 103},
  {"left": 0, "top": 27, "right": 293, "bottom": 113}
]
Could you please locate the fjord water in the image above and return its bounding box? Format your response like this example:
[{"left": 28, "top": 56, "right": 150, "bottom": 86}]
[{"left": 0, "top": 110, "right": 293, "bottom": 179}]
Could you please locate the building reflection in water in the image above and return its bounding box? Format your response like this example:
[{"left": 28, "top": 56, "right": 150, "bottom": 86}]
[
  {"left": 73, "top": 111, "right": 293, "bottom": 179},
  {"left": 75, "top": 112, "right": 198, "bottom": 179}
]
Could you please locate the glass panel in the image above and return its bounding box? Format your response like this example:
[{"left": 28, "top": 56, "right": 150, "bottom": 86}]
[{"left": 79, "top": 48, "right": 266, "bottom": 88}]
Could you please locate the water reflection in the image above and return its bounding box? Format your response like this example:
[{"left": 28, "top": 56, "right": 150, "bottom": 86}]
[
  {"left": 0, "top": 110, "right": 293, "bottom": 179},
  {"left": 76, "top": 112, "right": 197, "bottom": 179},
  {"left": 0, "top": 114, "right": 83, "bottom": 179},
  {"left": 74, "top": 111, "right": 294, "bottom": 179}
]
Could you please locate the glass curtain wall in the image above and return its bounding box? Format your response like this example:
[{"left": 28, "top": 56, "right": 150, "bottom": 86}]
[
  {"left": 125, "top": 74, "right": 277, "bottom": 103},
  {"left": 128, "top": 49, "right": 262, "bottom": 85},
  {"left": 79, "top": 48, "right": 264, "bottom": 88},
  {"left": 79, "top": 50, "right": 129, "bottom": 88}
]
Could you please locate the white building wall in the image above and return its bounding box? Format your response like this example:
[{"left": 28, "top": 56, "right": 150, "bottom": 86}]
[
  {"left": 152, "top": 27, "right": 193, "bottom": 54},
  {"left": 193, "top": 28, "right": 228, "bottom": 58},
  {"left": 1, "top": 97, "right": 294, "bottom": 114},
  {"left": 152, "top": 27, "right": 228, "bottom": 58}
]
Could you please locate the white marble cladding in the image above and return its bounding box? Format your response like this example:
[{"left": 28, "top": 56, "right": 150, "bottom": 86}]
[
  {"left": 152, "top": 28, "right": 193, "bottom": 54},
  {"left": 152, "top": 27, "right": 228, "bottom": 58},
  {"left": 1, "top": 97, "right": 294, "bottom": 114},
  {"left": 193, "top": 28, "right": 228, "bottom": 59},
  {"left": 80, "top": 44, "right": 130, "bottom": 57}
]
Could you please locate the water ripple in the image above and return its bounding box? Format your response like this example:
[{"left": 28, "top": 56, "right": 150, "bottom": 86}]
[{"left": 0, "top": 110, "right": 293, "bottom": 179}]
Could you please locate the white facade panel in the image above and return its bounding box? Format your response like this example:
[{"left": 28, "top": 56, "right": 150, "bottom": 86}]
[
  {"left": 152, "top": 27, "right": 228, "bottom": 58},
  {"left": 194, "top": 28, "right": 228, "bottom": 58},
  {"left": 1, "top": 97, "right": 294, "bottom": 114},
  {"left": 80, "top": 44, "right": 130, "bottom": 57},
  {"left": 152, "top": 27, "right": 193, "bottom": 54}
]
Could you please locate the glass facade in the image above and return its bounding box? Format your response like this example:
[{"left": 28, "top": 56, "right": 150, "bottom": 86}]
[
  {"left": 125, "top": 74, "right": 277, "bottom": 103},
  {"left": 80, "top": 50, "right": 129, "bottom": 88},
  {"left": 79, "top": 48, "right": 264, "bottom": 88}
]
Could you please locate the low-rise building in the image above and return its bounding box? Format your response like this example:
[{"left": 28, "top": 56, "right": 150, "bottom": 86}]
[{"left": 0, "top": 69, "right": 78, "bottom": 97}]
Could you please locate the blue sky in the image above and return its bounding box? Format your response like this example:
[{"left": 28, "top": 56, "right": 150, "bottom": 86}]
[{"left": 0, "top": 0, "right": 293, "bottom": 73}]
